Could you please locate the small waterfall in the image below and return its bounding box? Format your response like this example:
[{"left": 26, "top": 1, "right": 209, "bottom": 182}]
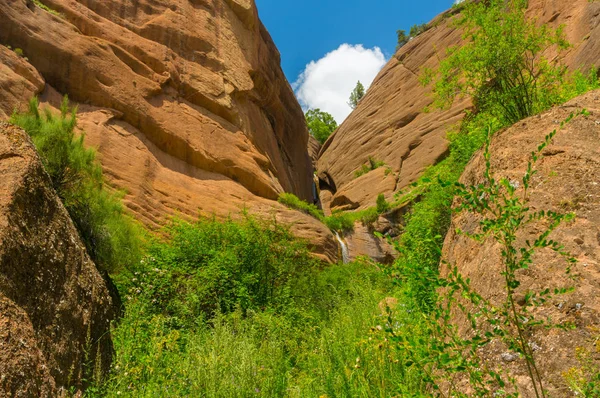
[{"left": 334, "top": 232, "right": 350, "bottom": 264}]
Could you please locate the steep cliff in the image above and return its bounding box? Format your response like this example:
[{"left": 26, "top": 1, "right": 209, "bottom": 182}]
[
  {"left": 0, "top": 0, "right": 338, "bottom": 262},
  {"left": 317, "top": 0, "right": 600, "bottom": 213},
  {"left": 441, "top": 90, "right": 600, "bottom": 396},
  {"left": 0, "top": 122, "right": 116, "bottom": 396}
]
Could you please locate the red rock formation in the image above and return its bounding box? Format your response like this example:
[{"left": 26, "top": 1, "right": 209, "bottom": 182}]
[
  {"left": 317, "top": 0, "right": 600, "bottom": 212},
  {"left": 0, "top": 122, "right": 116, "bottom": 396},
  {"left": 441, "top": 90, "right": 600, "bottom": 396},
  {"left": 0, "top": 0, "right": 338, "bottom": 262}
]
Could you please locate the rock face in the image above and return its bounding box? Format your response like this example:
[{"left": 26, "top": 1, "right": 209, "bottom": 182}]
[
  {"left": 442, "top": 91, "right": 600, "bottom": 395},
  {"left": 0, "top": 122, "right": 116, "bottom": 396},
  {"left": 0, "top": 0, "right": 338, "bottom": 262},
  {"left": 317, "top": 0, "right": 600, "bottom": 212}
]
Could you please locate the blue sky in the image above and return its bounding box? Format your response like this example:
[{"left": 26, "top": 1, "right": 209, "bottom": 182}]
[
  {"left": 254, "top": 0, "right": 456, "bottom": 122},
  {"left": 255, "top": 0, "right": 454, "bottom": 81}
]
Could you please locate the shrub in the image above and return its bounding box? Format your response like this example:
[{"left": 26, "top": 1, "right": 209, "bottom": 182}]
[
  {"left": 11, "top": 97, "right": 143, "bottom": 272},
  {"left": 120, "top": 215, "right": 321, "bottom": 326},
  {"left": 409, "top": 23, "right": 428, "bottom": 38},
  {"left": 376, "top": 194, "right": 390, "bottom": 214},
  {"left": 354, "top": 156, "right": 386, "bottom": 178},
  {"left": 422, "top": 0, "right": 569, "bottom": 125},
  {"left": 14, "top": 48, "right": 23, "bottom": 57},
  {"left": 323, "top": 210, "right": 356, "bottom": 232},
  {"left": 397, "top": 23, "right": 428, "bottom": 50},
  {"left": 101, "top": 242, "right": 398, "bottom": 397}
]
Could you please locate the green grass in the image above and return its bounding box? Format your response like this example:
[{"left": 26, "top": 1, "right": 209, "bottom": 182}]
[{"left": 93, "top": 217, "right": 406, "bottom": 397}]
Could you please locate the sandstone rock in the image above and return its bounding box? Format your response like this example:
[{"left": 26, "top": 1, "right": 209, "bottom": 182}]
[
  {"left": 307, "top": 135, "right": 321, "bottom": 168},
  {"left": 0, "top": 0, "right": 338, "bottom": 261},
  {"left": 318, "top": 0, "right": 600, "bottom": 212},
  {"left": 0, "top": 123, "right": 116, "bottom": 395},
  {"left": 441, "top": 91, "right": 600, "bottom": 395},
  {"left": 0, "top": 46, "right": 44, "bottom": 119},
  {"left": 343, "top": 223, "right": 396, "bottom": 265}
]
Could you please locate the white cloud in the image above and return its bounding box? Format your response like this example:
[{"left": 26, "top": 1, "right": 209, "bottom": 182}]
[{"left": 293, "top": 44, "right": 387, "bottom": 124}]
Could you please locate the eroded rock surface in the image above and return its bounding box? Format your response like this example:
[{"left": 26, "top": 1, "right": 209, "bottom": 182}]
[
  {"left": 0, "top": 122, "right": 116, "bottom": 396},
  {"left": 0, "top": 0, "right": 338, "bottom": 262},
  {"left": 442, "top": 91, "right": 600, "bottom": 396}
]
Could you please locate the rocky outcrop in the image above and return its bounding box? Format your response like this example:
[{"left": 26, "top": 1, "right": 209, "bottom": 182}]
[
  {"left": 442, "top": 91, "right": 600, "bottom": 395},
  {"left": 342, "top": 223, "right": 396, "bottom": 265},
  {"left": 0, "top": 0, "right": 338, "bottom": 262},
  {"left": 317, "top": 0, "right": 600, "bottom": 212},
  {"left": 0, "top": 122, "right": 116, "bottom": 396},
  {"left": 0, "top": 45, "right": 44, "bottom": 120}
]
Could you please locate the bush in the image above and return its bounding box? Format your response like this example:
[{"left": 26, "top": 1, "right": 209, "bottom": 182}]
[
  {"left": 422, "top": 0, "right": 569, "bottom": 125},
  {"left": 354, "top": 156, "right": 386, "bottom": 178},
  {"left": 376, "top": 194, "right": 390, "bottom": 214},
  {"left": 11, "top": 97, "right": 143, "bottom": 272},
  {"left": 119, "top": 215, "right": 321, "bottom": 326}
]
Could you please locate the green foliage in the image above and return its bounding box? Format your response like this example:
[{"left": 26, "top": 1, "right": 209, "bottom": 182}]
[
  {"left": 354, "top": 156, "right": 386, "bottom": 178},
  {"left": 409, "top": 23, "right": 428, "bottom": 38},
  {"left": 397, "top": 23, "right": 429, "bottom": 50},
  {"left": 396, "top": 29, "right": 409, "bottom": 49},
  {"left": 277, "top": 192, "right": 384, "bottom": 233},
  {"left": 376, "top": 194, "right": 389, "bottom": 214},
  {"left": 323, "top": 210, "right": 356, "bottom": 232},
  {"left": 125, "top": 215, "right": 320, "bottom": 324},
  {"left": 32, "top": 0, "right": 61, "bottom": 16},
  {"left": 348, "top": 80, "right": 366, "bottom": 109},
  {"left": 13, "top": 48, "right": 24, "bottom": 57},
  {"left": 422, "top": 0, "right": 569, "bottom": 125},
  {"left": 305, "top": 108, "right": 338, "bottom": 145},
  {"left": 561, "top": 67, "right": 600, "bottom": 100},
  {"left": 563, "top": 344, "right": 600, "bottom": 397},
  {"left": 11, "top": 97, "right": 143, "bottom": 272},
  {"left": 278, "top": 192, "right": 324, "bottom": 220},
  {"left": 437, "top": 112, "right": 584, "bottom": 395},
  {"left": 95, "top": 216, "right": 402, "bottom": 397},
  {"left": 385, "top": 109, "right": 590, "bottom": 396}
]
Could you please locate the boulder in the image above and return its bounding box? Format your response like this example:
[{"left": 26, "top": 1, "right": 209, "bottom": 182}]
[
  {"left": 442, "top": 91, "right": 600, "bottom": 396},
  {"left": 0, "top": 122, "right": 116, "bottom": 396}
]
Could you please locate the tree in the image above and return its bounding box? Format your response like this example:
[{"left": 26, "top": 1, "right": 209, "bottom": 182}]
[
  {"left": 409, "top": 23, "right": 428, "bottom": 38},
  {"left": 422, "top": 0, "right": 568, "bottom": 125},
  {"left": 397, "top": 29, "right": 409, "bottom": 49},
  {"left": 348, "top": 81, "right": 365, "bottom": 109},
  {"left": 397, "top": 24, "right": 428, "bottom": 50},
  {"left": 305, "top": 108, "right": 338, "bottom": 145}
]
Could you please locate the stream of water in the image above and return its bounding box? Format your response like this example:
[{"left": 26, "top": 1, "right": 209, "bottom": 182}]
[{"left": 334, "top": 232, "right": 349, "bottom": 264}]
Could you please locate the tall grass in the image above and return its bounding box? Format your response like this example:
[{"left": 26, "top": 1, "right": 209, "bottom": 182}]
[{"left": 95, "top": 216, "right": 406, "bottom": 397}]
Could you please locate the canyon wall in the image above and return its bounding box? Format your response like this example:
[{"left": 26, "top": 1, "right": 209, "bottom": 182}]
[
  {"left": 317, "top": 0, "right": 600, "bottom": 213},
  {"left": 0, "top": 0, "right": 338, "bottom": 262}
]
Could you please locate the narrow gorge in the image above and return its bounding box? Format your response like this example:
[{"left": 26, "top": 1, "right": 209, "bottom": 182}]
[{"left": 0, "top": 0, "right": 599, "bottom": 396}]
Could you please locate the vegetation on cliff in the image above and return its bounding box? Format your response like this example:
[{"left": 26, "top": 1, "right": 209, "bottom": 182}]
[
  {"left": 348, "top": 80, "right": 365, "bottom": 109},
  {"left": 11, "top": 97, "right": 144, "bottom": 272}
]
